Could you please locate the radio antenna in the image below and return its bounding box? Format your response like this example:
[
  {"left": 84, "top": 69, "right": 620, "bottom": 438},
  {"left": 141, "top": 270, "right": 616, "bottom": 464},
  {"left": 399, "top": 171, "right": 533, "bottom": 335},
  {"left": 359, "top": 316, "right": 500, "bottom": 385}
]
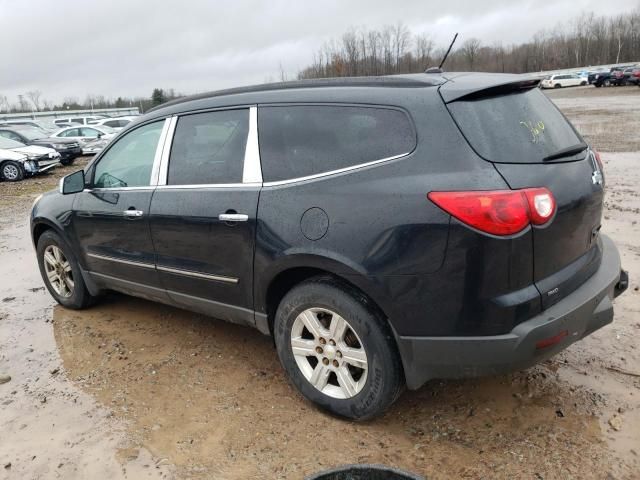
[{"left": 439, "top": 32, "right": 459, "bottom": 69}]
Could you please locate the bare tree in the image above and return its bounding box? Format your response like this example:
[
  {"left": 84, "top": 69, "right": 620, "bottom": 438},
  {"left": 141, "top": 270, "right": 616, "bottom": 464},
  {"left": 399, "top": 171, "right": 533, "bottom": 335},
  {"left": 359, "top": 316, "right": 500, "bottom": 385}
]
[
  {"left": 26, "top": 90, "right": 42, "bottom": 111},
  {"left": 461, "top": 38, "right": 481, "bottom": 70},
  {"left": 392, "top": 22, "right": 411, "bottom": 71}
]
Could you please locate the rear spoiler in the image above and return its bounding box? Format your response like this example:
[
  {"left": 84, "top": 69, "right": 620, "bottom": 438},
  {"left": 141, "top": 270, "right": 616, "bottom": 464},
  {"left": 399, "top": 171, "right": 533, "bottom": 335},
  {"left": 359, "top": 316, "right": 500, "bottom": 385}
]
[{"left": 439, "top": 73, "right": 541, "bottom": 103}]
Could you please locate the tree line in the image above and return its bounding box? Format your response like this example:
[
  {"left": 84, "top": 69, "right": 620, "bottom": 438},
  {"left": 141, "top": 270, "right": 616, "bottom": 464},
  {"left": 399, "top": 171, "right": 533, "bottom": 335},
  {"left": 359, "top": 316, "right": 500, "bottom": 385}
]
[
  {"left": 297, "top": 9, "right": 640, "bottom": 79},
  {"left": 0, "top": 87, "right": 182, "bottom": 115}
]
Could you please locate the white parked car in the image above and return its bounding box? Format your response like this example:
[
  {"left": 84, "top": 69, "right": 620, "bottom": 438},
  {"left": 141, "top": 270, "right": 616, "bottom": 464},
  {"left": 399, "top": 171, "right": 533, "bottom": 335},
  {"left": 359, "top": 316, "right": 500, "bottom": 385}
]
[
  {"left": 54, "top": 115, "right": 109, "bottom": 127},
  {"left": 51, "top": 125, "right": 117, "bottom": 145},
  {"left": 540, "top": 74, "right": 587, "bottom": 89},
  {"left": 0, "top": 137, "right": 60, "bottom": 181},
  {"left": 89, "top": 116, "right": 134, "bottom": 131}
]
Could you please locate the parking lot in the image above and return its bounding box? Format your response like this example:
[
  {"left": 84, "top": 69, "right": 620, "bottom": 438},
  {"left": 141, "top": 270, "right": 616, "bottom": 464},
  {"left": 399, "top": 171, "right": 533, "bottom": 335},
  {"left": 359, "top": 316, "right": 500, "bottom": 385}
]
[{"left": 0, "top": 86, "right": 638, "bottom": 479}]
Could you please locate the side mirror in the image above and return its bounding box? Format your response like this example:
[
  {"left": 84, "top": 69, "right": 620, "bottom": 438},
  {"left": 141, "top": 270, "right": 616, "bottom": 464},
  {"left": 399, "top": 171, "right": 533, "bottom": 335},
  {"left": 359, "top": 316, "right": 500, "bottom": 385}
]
[
  {"left": 97, "top": 132, "right": 103, "bottom": 139},
  {"left": 59, "top": 170, "right": 85, "bottom": 195}
]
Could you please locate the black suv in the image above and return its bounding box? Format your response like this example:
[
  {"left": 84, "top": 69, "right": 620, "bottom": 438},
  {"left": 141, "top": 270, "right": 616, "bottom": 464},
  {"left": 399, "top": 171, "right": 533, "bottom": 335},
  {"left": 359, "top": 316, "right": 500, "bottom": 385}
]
[
  {"left": 0, "top": 126, "right": 82, "bottom": 165},
  {"left": 31, "top": 73, "right": 628, "bottom": 420}
]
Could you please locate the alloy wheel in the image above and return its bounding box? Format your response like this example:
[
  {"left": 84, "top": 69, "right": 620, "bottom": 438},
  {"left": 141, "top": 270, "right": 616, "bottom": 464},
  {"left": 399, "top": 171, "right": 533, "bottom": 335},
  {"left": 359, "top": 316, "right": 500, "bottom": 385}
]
[
  {"left": 290, "top": 307, "right": 368, "bottom": 399},
  {"left": 3, "top": 164, "right": 19, "bottom": 181},
  {"left": 43, "top": 245, "right": 74, "bottom": 298}
]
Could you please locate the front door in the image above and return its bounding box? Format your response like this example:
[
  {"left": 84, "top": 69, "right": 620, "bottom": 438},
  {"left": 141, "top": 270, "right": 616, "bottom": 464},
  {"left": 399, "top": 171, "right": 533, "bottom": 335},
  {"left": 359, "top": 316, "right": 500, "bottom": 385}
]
[
  {"left": 72, "top": 119, "right": 168, "bottom": 300},
  {"left": 149, "top": 108, "right": 260, "bottom": 325}
]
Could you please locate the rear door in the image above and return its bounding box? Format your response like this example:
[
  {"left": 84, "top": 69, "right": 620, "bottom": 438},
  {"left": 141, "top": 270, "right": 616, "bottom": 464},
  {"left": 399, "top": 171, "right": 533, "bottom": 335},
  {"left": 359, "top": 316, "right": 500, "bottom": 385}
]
[
  {"left": 72, "top": 119, "right": 168, "bottom": 300},
  {"left": 148, "top": 107, "right": 260, "bottom": 326},
  {"left": 445, "top": 84, "right": 604, "bottom": 308}
]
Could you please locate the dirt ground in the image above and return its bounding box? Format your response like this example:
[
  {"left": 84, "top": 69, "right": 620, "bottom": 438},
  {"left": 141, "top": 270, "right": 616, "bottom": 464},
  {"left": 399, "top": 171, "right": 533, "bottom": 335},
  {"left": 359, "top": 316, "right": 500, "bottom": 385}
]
[{"left": 1, "top": 86, "right": 639, "bottom": 479}]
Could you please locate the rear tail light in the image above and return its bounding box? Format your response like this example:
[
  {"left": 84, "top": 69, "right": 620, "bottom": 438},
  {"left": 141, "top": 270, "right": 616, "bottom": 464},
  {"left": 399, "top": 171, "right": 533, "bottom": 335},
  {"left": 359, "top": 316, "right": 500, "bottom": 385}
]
[
  {"left": 593, "top": 149, "right": 604, "bottom": 173},
  {"left": 428, "top": 188, "right": 556, "bottom": 236}
]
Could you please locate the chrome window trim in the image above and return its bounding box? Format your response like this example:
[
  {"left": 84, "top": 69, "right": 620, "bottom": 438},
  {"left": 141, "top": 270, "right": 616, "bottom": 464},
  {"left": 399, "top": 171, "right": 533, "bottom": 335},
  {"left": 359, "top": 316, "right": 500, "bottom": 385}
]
[
  {"left": 83, "top": 186, "right": 155, "bottom": 192},
  {"left": 157, "top": 116, "right": 178, "bottom": 186},
  {"left": 87, "top": 252, "right": 155, "bottom": 269},
  {"left": 155, "top": 182, "right": 261, "bottom": 190},
  {"left": 261, "top": 151, "right": 411, "bottom": 187},
  {"left": 156, "top": 265, "right": 238, "bottom": 284},
  {"left": 242, "top": 106, "right": 262, "bottom": 183},
  {"left": 149, "top": 118, "right": 173, "bottom": 186}
]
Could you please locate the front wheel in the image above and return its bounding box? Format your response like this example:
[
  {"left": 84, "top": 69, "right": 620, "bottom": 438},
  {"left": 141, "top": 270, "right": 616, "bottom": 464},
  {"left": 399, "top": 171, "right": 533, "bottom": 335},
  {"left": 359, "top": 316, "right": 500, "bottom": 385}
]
[
  {"left": 1, "top": 161, "right": 25, "bottom": 182},
  {"left": 37, "top": 230, "right": 95, "bottom": 309},
  {"left": 604, "top": 79, "right": 611, "bottom": 87},
  {"left": 59, "top": 157, "right": 75, "bottom": 166},
  {"left": 274, "top": 277, "right": 404, "bottom": 420}
]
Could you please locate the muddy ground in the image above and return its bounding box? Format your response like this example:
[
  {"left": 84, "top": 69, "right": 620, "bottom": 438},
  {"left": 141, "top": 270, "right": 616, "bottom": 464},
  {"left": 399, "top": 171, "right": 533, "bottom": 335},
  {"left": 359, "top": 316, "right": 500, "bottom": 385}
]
[{"left": 1, "top": 86, "right": 639, "bottom": 479}]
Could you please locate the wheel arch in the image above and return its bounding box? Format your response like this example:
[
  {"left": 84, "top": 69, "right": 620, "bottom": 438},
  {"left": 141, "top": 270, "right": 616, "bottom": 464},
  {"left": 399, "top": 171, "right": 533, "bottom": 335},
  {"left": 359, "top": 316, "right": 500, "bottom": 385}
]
[
  {"left": 257, "top": 254, "right": 392, "bottom": 338},
  {"left": 31, "top": 219, "right": 63, "bottom": 249}
]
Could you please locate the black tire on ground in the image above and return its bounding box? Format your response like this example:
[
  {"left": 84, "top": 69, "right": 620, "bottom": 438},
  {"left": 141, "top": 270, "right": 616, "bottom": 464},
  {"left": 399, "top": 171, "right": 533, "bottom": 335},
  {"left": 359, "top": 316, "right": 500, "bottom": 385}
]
[
  {"left": 59, "top": 157, "right": 75, "bottom": 166},
  {"left": 554, "top": 83, "right": 561, "bottom": 88},
  {"left": 36, "top": 230, "right": 95, "bottom": 309},
  {"left": 595, "top": 83, "right": 602, "bottom": 88},
  {"left": 274, "top": 276, "right": 404, "bottom": 421},
  {"left": 1, "top": 161, "right": 25, "bottom": 182},
  {"left": 580, "top": 81, "right": 587, "bottom": 86}
]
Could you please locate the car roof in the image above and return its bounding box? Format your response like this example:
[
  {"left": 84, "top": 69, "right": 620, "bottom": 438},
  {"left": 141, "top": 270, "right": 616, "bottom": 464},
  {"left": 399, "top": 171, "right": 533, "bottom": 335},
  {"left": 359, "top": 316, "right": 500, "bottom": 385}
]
[{"left": 143, "top": 72, "right": 537, "bottom": 121}]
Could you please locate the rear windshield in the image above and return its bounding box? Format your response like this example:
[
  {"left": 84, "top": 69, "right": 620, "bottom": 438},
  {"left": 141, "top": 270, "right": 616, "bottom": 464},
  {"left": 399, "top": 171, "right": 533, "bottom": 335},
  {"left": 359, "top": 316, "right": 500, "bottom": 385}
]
[{"left": 447, "top": 88, "right": 582, "bottom": 163}]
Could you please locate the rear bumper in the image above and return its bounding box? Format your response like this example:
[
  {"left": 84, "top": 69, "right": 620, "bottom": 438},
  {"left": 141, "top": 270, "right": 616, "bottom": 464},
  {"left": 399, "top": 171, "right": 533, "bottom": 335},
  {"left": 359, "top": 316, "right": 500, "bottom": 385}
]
[{"left": 397, "top": 234, "right": 626, "bottom": 390}]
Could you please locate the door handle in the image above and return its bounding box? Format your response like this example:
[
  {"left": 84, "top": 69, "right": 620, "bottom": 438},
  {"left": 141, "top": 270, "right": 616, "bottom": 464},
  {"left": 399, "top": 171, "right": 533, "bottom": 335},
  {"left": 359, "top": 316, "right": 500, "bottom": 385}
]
[
  {"left": 123, "top": 209, "right": 144, "bottom": 218},
  {"left": 218, "top": 213, "right": 248, "bottom": 222}
]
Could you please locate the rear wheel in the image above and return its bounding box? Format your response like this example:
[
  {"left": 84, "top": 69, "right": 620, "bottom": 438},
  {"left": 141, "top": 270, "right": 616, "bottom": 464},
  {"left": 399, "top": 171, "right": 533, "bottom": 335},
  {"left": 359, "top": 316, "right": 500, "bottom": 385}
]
[
  {"left": 554, "top": 83, "right": 561, "bottom": 88},
  {"left": 274, "top": 277, "right": 404, "bottom": 420},
  {"left": 37, "top": 230, "right": 95, "bottom": 309},
  {"left": 580, "top": 81, "right": 587, "bottom": 86},
  {"left": 604, "top": 79, "right": 611, "bottom": 87},
  {"left": 1, "top": 161, "right": 24, "bottom": 182},
  {"left": 60, "top": 157, "right": 75, "bottom": 166}
]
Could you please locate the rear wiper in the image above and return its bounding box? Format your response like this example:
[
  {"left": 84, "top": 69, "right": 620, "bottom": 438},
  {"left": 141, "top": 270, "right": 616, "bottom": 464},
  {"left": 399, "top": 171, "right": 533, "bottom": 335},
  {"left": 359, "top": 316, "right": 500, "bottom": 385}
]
[{"left": 543, "top": 142, "right": 588, "bottom": 162}]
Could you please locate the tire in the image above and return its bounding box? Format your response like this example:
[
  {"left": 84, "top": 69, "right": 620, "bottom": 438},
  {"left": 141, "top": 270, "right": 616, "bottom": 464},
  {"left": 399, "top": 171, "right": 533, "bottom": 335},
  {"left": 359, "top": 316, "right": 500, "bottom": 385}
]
[
  {"left": 604, "top": 79, "right": 611, "bottom": 87},
  {"left": 36, "top": 230, "right": 95, "bottom": 309},
  {"left": 554, "top": 83, "right": 561, "bottom": 88},
  {"left": 274, "top": 277, "right": 404, "bottom": 420},
  {"left": 580, "top": 81, "right": 587, "bottom": 86},
  {"left": 60, "top": 157, "right": 75, "bottom": 166},
  {"left": 1, "top": 161, "right": 25, "bottom": 182}
]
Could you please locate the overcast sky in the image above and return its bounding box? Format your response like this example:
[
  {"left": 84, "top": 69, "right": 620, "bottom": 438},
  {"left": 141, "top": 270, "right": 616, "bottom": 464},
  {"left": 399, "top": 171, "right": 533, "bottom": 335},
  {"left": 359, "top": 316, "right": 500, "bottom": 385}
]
[{"left": 0, "top": 0, "right": 637, "bottom": 105}]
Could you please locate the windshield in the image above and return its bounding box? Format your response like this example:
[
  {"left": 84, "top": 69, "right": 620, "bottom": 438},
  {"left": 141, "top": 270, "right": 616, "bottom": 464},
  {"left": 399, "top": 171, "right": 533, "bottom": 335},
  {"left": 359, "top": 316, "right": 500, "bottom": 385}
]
[
  {"left": 447, "top": 87, "right": 583, "bottom": 163},
  {"left": 0, "top": 137, "right": 26, "bottom": 148},
  {"left": 16, "top": 127, "right": 47, "bottom": 141}
]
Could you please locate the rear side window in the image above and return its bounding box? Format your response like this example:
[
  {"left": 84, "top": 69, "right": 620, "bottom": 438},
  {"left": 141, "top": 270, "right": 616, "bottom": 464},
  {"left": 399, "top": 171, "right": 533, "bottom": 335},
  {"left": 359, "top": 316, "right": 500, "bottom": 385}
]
[
  {"left": 168, "top": 109, "right": 249, "bottom": 185},
  {"left": 258, "top": 105, "right": 415, "bottom": 182},
  {"left": 448, "top": 88, "right": 582, "bottom": 163}
]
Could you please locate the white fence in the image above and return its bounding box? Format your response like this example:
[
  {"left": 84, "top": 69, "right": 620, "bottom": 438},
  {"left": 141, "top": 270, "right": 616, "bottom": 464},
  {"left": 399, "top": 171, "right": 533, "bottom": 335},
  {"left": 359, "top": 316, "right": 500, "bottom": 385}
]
[{"left": 0, "top": 107, "right": 140, "bottom": 122}]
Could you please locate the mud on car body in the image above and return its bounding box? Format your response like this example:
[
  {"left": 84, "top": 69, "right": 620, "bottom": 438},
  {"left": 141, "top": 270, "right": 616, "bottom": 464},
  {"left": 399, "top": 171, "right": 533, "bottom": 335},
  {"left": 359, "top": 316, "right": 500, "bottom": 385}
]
[{"left": 30, "top": 73, "right": 628, "bottom": 420}]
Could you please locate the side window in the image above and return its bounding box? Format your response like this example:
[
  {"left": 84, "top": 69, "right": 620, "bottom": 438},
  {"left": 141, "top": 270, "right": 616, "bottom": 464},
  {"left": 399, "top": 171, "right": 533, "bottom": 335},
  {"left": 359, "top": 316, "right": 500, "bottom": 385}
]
[
  {"left": 168, "top": 109, "right": 248, "bottom": 185},
  {"left": 60, "top": 128, "right": 79, "bottom": 137},
  {"left": 80, "top": 128, "right": 99, "bottom": 137},
  {"left": 258, "top": 105, "right": 416, "bottom": 182},
  {"left": 93, "top": 121, "right": 164, "bottom": 189}
]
